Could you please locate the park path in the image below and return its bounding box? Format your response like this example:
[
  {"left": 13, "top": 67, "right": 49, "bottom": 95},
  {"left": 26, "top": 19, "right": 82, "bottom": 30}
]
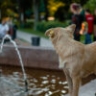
[
  {"left": 65, "top": 79, "right": 96, "bottom": 96},
  {"left": 17, "top": 30, "right": 54, "bottom": 48}
]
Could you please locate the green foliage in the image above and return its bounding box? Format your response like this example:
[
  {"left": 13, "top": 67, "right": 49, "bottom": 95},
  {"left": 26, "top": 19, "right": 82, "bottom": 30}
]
[
  {"left": 47, "top": 0, "right": 65, "bottom": 16},
  {"left": 0, "top": 0, "right": 19, "bottom": 18},
  {"left": 19, "top": 28, "right": 46, "bottom": 38},
  {"left": 84, "top": 0, "right": 96, "bottom": 13},
  {"left": 37, "top": 20, "right": 70, "bottom": 32}
]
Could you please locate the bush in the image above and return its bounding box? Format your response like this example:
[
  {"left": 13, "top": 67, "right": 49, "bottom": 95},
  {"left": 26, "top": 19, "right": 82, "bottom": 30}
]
[
  {"left": 18, "top": 19, "right": 34, "bottom": 28},
  {"left": 37, "top": 20, "right": 70, "bottom": 32}
]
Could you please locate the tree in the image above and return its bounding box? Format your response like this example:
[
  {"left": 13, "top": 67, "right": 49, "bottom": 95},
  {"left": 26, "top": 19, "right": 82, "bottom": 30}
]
[
  {"left": 0, "top": 0, "right": 12, "bottom": 17},
  {"left": 0, "top": 0, "right": 3, "bottom": 19},
  {"left": 16, "top": 0, "right": 32, "bottom": 23},
  {"left": 33, "top": 0, "right": 39, "bottom": 30},
  {"left": 84, "top": 0, "right": 96, "bottom": 13},
  {"left": 0, "top": 0, "right": 18, "bottom": 18},
  {"left": 47, "top": 0, "right": 64, "bottom": 16}
]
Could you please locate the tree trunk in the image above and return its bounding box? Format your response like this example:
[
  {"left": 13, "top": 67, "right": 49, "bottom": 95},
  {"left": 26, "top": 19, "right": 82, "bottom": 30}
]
[
  {"left": 33, "top": 0, "right": 39, "bottom": 30},
  {"left": 0, "top": 9, "right": 1, "bottom": 19},
  {"left": 20, "top": 12, "right": 24, "bottom": 23}
]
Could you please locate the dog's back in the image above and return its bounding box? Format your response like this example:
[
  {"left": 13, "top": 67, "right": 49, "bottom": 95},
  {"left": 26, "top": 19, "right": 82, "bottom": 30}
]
[
  {"left": 82, "top": 42, "right": 96, "bottom": 76},
  {"left": 86, "top": 42, "right": 96, "bottom": 52},
  {"left": 85, "top": 42, "right": 96, "bottom": 59}
]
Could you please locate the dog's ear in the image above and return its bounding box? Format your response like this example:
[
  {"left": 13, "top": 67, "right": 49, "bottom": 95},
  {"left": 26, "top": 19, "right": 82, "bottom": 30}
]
[
  {"left": 67, "top": 24, "right": 76, "bottom": 34},
  {"left": 45, "top": 28, "right": 54, "bottom": 38}
]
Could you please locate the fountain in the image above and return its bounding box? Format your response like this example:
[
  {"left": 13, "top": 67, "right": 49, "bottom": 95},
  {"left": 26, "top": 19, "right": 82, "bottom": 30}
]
[
  {"left": 0, "top": 34, "right": 28, "bottom": 96},
  {"left": 0, "top": 34, "right": 69, "bottom": 96}
]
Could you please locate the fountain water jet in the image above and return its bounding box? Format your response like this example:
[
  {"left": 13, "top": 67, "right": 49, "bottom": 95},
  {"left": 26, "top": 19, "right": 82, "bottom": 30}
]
[{"left": 0, "top": 34, "right": 28, "bottom": 93}]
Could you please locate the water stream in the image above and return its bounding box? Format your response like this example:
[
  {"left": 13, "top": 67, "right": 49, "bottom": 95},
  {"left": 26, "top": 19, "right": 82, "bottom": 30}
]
[{"left": 0, "top": 34, "right": 28, "bottom": 94}]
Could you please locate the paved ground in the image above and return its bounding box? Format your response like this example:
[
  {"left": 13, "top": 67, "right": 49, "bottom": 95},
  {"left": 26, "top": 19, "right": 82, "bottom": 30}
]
[
  {"left": 79, "top": 79, "right": 96, "bottom": 96},
  {"left": 17, "top": 30, "right": 54, "bottom": 48},
  {"left": 65, "top": 79, "right": 96, "bottom": 96}
]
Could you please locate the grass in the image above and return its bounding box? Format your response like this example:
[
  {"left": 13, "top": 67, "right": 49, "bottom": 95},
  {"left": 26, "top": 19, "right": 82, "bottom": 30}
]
[
  {"left": 81, "top": 34, "right": 93, "bottom": 43},
  {"left": 18, "top": 28, "right": 47, "bottom": 38},
  {"left": 81, "top": 35, "right": 85, "bottom": 43}
]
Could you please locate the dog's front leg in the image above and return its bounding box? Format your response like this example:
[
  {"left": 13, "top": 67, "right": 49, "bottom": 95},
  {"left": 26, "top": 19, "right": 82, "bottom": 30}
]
[
  {"left": 72, "top": 76, "right": 81, "bottom": 96},
  {"left": 64, "top": 69, "right": 73, "bottom": 96},
  {"left": 59, "top": 57, "right": 64, "bottom": 68}
]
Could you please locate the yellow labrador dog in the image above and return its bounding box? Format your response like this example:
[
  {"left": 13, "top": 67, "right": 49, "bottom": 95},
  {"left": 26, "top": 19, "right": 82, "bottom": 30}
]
[{"left": 45, "top": 24, "right": 96, "bottom": 96}]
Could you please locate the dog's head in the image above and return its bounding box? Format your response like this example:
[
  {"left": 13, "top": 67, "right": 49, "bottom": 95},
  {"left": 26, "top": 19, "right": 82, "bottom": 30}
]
[{"left": 45, "top": 24, "right": 76, "bottom": 40}]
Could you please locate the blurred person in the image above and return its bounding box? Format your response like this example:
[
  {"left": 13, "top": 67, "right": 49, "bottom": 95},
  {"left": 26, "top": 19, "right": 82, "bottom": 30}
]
[
  {"left": 12, "top": 24, "right": 17, "bottom": 40},
  {"left": 70, "top": 3, "right": 83, "bottom": 41},
  {"left": 93, "top": 9, "right": 96, "bottom": 41},
  {"left": 85, "top": 9, "right": 94, "bottom": 44},
  {"left": 78, "top": 4, "right": 85, "bottom": 21},
  {"left": 80, "top": 21, "right": 88, "bottom": 35},
  {"left": 7, "top": 18, "right": 17, "bottom": 40},
  {"left": 0, "top": 18, "right": 9, "bottom": 40},
  {"left": 6, "top": 17, "right": 13, "bottom": 37}
]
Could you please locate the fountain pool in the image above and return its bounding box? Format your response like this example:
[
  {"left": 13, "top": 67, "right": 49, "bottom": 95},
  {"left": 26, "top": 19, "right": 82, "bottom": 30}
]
[
  {"left": 0, "top": 34, "right": 68, "bottom": 96},
  {"left": 0, "top": 65, "right": 68, "bottom": 96}
]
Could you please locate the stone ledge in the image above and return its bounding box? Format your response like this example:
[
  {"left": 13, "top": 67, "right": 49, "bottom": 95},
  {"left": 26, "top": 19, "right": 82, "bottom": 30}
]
[{"left": 0, "top": 45, "right": 59, "bottom": 70}]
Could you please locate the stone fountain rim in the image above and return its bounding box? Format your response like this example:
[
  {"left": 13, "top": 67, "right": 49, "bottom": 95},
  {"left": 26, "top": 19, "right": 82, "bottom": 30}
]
[{"left": 0, "top": 45, "right": 55, "bottom": 51}]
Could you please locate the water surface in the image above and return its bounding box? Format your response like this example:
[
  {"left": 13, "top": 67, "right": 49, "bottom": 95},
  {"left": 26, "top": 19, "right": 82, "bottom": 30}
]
[{"left": 0, "top": 65, "right": 68, "bottom": 96}]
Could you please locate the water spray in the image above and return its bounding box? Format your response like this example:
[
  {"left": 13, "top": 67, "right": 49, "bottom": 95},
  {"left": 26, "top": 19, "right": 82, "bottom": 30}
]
[
  {"left": 0, "top": 34, "right": 29, "bottom": 93},
  {"left": 0, "top": 69, "right": 2, "bottom": 77}
]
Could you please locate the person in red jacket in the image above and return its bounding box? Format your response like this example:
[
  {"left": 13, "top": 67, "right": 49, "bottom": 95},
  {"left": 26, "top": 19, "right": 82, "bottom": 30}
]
[{"left": 85, "top": 9, "right": 94, "bottom": 44}]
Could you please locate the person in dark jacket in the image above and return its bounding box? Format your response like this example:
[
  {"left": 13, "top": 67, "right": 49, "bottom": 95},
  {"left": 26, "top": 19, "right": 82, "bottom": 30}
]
[
  {"left": 70, "top": 3, "right": 83, "bottom": 41},
  {"left": 7, "top": 18, "right": 17, "bottom": 40}
]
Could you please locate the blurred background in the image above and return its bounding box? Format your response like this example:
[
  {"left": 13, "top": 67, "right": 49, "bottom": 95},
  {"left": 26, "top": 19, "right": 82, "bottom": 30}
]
[
  {"left": 0, "top": 1, "right": 96, "bottom": 96},
  {"left": 0, "top": 0, "right": 95, "bottom": 32}
]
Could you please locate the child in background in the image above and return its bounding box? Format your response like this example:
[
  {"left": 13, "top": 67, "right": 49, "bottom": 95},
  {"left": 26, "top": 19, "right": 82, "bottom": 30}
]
[
  {"left": 0, "top": 18, "right": 9, "bottom": 39},
  {"left": 80, "top": 21, "right": 88, "bottom": 35}
]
